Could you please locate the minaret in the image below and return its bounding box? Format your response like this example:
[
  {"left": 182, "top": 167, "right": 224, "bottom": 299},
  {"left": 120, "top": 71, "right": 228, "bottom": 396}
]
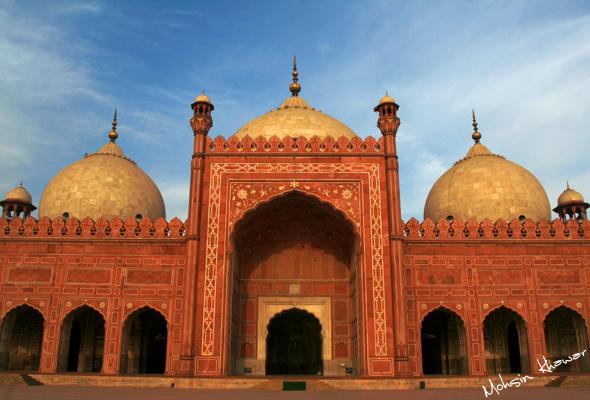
[
  {"left": 1, "top": 183, "right": 37, "bottom": 219},
  {"left": 374, "top": 92, "right": 402, "bottom": 233},
  {"left": 181, "top": 91, "right": 214, "bottom": 375},
  {"left": 553, "top": 182, "right": 589, "bottom": 223},
  {"left": 374, "top": 93, "right": 408, "bottom": 374}
]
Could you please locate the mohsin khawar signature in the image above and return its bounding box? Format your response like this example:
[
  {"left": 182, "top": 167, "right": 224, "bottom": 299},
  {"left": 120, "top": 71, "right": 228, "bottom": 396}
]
[{"left": 482, "top": 349, "right": 588, "bottom": 398}]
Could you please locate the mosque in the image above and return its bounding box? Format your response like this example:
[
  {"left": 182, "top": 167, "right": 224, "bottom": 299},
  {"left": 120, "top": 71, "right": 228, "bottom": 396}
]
[{"left": 0, "top": 60, "right": 589, "bottom": 379}]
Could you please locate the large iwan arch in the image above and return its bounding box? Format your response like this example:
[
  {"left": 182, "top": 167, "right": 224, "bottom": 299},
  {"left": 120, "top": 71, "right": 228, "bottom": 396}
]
[{"left": 228, "top": 191, "right": 360, "bottom": 376}]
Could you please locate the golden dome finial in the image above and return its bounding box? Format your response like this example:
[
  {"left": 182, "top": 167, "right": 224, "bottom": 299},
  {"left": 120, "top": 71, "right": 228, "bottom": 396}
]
[
  {"left": 108, "top": 108, "right": 119, "bottom": 142},
  {"left": 289, "top": 55, "right": 301, "bottom": 97},
  {"left": 471, "top": 109, "right": 481, "bottom": 144},
  {"left": 567, "top": 180, "right": 570, "bottom": 190}
]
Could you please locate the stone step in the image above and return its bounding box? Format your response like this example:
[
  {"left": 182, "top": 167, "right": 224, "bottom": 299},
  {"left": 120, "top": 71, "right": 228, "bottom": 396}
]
[
  {"left": 29, "top": 374, "right": 175, "bottom": 388},
  {"left": 18, "top": 374, "right": 576, "bottom": 390},
  {"left": 174, "top": 377, "right": 266, "bottom": 389},
  {"left": 546, "top": 376, "right": 567, "bottom": 387},
  {"left": 561, "top": 376, "right": 590, "bottom": 387},
  {"left": 0, "top": 373, "right": 28, "bottom": 385},
  {"left": 321, "top": 378, "right": 414, "bottom": 390},
  {"left": 0, "top": 373, "right": 44, "bottom": 385}
]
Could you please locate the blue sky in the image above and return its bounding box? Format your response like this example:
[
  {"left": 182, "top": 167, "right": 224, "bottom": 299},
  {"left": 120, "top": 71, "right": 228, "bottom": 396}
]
[{"left": 1, "top": 0, "right": 590, "bottom": 220}]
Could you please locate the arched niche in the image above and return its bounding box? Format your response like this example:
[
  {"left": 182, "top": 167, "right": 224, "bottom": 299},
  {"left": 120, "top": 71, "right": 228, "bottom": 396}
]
[
  {"left": 266, "top": 307, "right": 323, "bottom": 375},
  {"left": 57, "top": 305, "right": 105, "bottom": 372},
  {"left": 421, "top": 307, "right": 468, "bottom": 375},
  {"left": 119, "top": 307, "right": 168, "bottom": 374},
  {"left": 483, "top": 306, "right": 530, "bottom": 374},
  {"left": 544, "top": 306, "right": 590, "bottom": 372},
  {"left": 0, "top": 305, "right": 44, "bottom": 371}
]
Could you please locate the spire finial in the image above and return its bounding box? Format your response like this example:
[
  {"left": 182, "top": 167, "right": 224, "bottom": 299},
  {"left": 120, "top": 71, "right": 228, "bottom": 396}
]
[
  {"left": 567, "top": 180, "right": 570, "bottom": 190},
  {"left": 471, "top": 109, "right": 481, "bottom": 144},
  {"left": 108, "top": 108, "right": 118, "bottom": 142},
  {"left": 289, "top": 55, "right": 301, "bottom": 97}
]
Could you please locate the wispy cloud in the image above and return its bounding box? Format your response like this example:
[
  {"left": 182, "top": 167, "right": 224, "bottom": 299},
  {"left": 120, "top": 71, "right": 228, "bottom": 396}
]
[
  {"left": 0, "top": 1, "right": 588, "bottom": 223},
  {"left": 0, "top": 4, "right": 110, "bottom": 197}
]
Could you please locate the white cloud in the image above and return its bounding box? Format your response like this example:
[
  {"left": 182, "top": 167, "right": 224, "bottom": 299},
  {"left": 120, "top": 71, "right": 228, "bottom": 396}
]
[
  {"left": 293, "top": 7, "right": 590, "bottom": 220},
  {"left": 1, "top": 2, "right": 589, "bottom": 224}
]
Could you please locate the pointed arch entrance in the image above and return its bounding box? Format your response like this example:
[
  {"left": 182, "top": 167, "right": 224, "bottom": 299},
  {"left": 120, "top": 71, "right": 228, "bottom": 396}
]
[
  {"left": 266, "top": 308, "right": 322, "bottom": 375},
  {"left": 421, "top": 307, "right": 468, "bottom": 375},
  {"left": 229, "top": 191, "right": 359, "bottom": 376},
  {"left": 483, "top": 306, "right": 530, "bottom": 374},
  {"left": 120, "top": 307, "right": 167, "bottom": 374},
  {"left": 544, "top": 306, "right": 590, "bottom": 372},
  {"left": 57, "top": 305, "right": 105, "bottom": 372},
  {"left": 0, "top": 305, "right": 44, "bottom": 371}
]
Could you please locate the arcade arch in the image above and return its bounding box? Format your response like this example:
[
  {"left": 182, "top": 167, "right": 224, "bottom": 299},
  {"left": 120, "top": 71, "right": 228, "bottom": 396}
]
[
  {"left": 544, "top": 306, "right": 590, "bottom": 372},
  {"left": 421, "top": 307, "right": 468, "bottom": 375},
  {"left": 119, "top": 307, "right": 168, "bottom": 374},
  {"left": 483, "top": 306, "right": 530, "bottom": 374},
  {"left": 57, "top": 305, "right": 105, "bottom": 372},
  {"left": 0, "top": 305, "right": 44, "bottom": 371}
]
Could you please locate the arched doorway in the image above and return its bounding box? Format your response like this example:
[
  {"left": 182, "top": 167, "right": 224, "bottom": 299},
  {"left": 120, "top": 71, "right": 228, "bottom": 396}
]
[
  {"left": 483, "top": 306, "right": 530, "bottom": 374},
  {"left": 266, "top": 308, "right": 322, "bottom": 375},
  {"left": 0, "top": 305, "right": 44, "bottom": 371},
  {"left": 57, "top": 306, "right": 105, "bottom": 372},
  {"left": 421, "top": 307, "right": 468, "bottom": 375},
  {"left": 229, "top": 191, "right": 358, "bottom": 376},
  {"left": 119, "top": 307, "right": 167, "bottom": 374},
  {"left": 544, "top": 306, "right": 590, "bottom": 372}
]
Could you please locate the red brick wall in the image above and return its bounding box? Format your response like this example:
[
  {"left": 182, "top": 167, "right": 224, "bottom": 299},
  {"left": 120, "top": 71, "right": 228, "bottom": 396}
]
[
  {"left": 402, "top": 217, "right": 590, "bottom": 376},
  {"left": 0, "top": 217, "right": 188, "bottom": 374}
]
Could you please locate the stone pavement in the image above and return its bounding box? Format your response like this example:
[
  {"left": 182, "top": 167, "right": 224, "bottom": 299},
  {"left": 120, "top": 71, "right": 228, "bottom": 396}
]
[{"left": 1, "top": 386, "right": 590, "bottom": 400}]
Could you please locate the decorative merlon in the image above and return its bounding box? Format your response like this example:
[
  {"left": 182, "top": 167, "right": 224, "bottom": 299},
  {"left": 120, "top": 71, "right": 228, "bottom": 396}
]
[
  {"left": 0, "top": 216, "right": 186, "bottom": 239},
  {"left": 205, "top": 134, "right": 383, "bottom": 154}
]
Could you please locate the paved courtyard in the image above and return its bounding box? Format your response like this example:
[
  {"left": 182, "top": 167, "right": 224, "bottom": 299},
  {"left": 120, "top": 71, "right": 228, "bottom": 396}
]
[{"left": 1, "top": 386, "right": 589, "bottom": 400}]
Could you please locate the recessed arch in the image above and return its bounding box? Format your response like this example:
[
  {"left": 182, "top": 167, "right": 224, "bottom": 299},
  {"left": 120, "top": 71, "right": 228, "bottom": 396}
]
[
  {"left": 0, "top": 304, "right": 44, "bottom": 371},
  {"left": 228, "top": 191, "right": 360, "bottom": 376},
  {"left": 420, "top": 306, "right": 468, "bottom": 375},
  {"left": 265, "top": 308, "right": 323, "bottom": 375},
  {"left": 543, "top": 305, "right": 590, "bottom": 372},
  {"left": 57, "top": 305, "right": 105, "bottom": 372},
  {"left": 119, "top": 306, "right": 168, "bottom": 374},
  {"left": 483, "top": 306, "right": 530, "bottom": 374}
]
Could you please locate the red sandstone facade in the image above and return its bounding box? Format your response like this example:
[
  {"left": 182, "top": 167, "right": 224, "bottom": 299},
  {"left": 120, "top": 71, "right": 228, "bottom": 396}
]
[{"left": 0, "top": 96, "right": 588, "bottom": 378}]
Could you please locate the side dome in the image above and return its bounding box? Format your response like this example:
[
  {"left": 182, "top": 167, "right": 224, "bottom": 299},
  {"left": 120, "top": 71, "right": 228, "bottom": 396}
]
[
  {"left": 424, "top": 114, "right": 551, "bottom": 222},
  {"left": 557, "top": 184, "right": 584, "bottom": 206},
  {"left": 4, "top": 184, "right": 33, "bottom": 204},
  {"left": 233, "top": 57, "right": 356, "bottom": 140},
  {"left": 38, "top": 113, "right": 166, "bottom": 220}
]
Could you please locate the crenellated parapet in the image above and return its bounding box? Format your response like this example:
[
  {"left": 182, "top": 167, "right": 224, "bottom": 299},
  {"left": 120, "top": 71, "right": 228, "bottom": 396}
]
[
  {"left": 0, "top": 216, "right": 186, "bottom": 239},
  {"left": 403, "top": 217, "right": 590, "bottom": 240},
  {"left": 205, "top": 134, "right": 384, "bottom": 154}
]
